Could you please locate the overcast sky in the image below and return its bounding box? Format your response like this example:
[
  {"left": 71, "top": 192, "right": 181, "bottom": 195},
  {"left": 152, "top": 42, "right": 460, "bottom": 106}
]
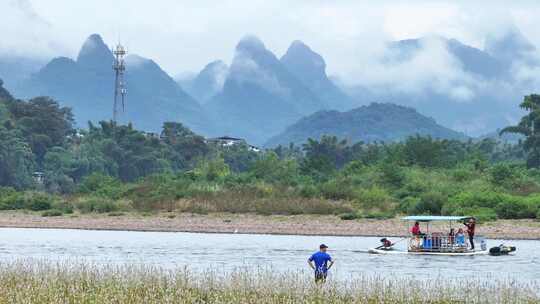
[{"left": 3, "top": 0, "right": 540, "bottom": 81}]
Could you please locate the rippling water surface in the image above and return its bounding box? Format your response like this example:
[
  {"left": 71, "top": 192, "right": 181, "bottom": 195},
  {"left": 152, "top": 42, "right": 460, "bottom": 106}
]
[{"left": 0, "top": 228, "right": 538, "bottom": 282}]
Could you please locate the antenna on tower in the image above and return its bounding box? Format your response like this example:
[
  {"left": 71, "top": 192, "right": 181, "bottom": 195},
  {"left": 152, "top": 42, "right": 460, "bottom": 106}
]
[{"left": 112, "top": 43, "right": 127, "bottom": 124}]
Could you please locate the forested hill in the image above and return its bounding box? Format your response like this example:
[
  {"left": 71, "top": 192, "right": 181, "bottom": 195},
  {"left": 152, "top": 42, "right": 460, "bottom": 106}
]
[{"left": 265, "top": 103, "right": 467, "bottom": 147}]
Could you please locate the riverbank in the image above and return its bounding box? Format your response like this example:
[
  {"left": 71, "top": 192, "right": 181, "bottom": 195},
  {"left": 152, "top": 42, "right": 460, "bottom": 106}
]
[{"left": 0, "top": 211, "right": 539, "bottom": 239}]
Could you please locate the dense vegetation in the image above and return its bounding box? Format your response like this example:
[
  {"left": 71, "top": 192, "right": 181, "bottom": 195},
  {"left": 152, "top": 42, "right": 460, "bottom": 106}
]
[{"left": 1, "top": 82, "right": 540, "bottom": 221}]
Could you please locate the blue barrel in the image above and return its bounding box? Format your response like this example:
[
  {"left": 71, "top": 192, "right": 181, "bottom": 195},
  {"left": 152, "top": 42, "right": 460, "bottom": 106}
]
[
  {"left": 422, "top": 237, "right": 432, "bottom": 249},
  {"left": 423, "top": 237, "right": 432, "bottom": 249}
]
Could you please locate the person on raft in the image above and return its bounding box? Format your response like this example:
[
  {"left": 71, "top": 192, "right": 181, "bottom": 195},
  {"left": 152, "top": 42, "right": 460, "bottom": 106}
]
[
  {"left": 379, "top": 238, "right": 393, "bottom": 249},
  {"left": 411, "top": 221, "right": 422, "bottom": 235},
  {"left": 308, "top": 244, "right": 334, "bottom": 283},
  {"left": 463, "top": 218, "right": 476, "bottom": 250}
]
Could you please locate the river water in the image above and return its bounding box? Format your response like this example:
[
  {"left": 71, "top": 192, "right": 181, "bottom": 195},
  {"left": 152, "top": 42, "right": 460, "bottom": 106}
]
[{"left": 0, "top": 228, "right": 538, "bottom": 283}]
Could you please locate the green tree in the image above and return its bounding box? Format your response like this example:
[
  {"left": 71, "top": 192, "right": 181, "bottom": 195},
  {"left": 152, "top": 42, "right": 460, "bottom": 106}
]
[
  {"left": 301, "top": 135, "right": 350, "bottom": 179},
  {"left": 500, "top": 94, "right": 540, "bottom": 168},
  {"left": 8, "top": 96, "right": 74, "bottom": 164},
  {"left": 82, "top": 121, "right": 171, "bottom": 181},
  {"left": 195, "top": 157, "right": 230, "bottom": 181},
  {"left": 402, "top": 135, "right": 445, "bottom": 167},
  {"left": 161, "top": 122, "right": 209, "bottom": 169},
  {"left": 218, "top": 143, "right": 259, "bottom": 172},
  {"left": 249, "top": 151, "right": 299, "bottom": 184},
  {"left": 0, "top": 127, "right": 35, "bottom": 189}
]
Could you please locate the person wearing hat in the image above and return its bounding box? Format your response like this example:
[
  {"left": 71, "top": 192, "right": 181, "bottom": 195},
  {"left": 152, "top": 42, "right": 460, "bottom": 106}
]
[{"left": 308, "top": 244, "right": 334, "bottom": 283}]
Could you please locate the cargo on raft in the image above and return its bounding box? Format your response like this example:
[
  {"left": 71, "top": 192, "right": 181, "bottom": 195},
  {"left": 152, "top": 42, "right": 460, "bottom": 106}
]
[{"left": 368, "top": 216, "right": 491, "bottom": 256}]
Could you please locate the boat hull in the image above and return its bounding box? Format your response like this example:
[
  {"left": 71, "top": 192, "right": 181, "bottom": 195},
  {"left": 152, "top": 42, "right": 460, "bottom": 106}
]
[{"left": 368, "top": 248, "right": 488, "bottom": 256}]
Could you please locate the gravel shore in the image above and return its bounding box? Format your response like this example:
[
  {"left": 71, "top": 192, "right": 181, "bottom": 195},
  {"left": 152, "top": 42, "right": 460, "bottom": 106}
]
[{"left": 0, "top": 211, "right": 539, "bottom": 239}]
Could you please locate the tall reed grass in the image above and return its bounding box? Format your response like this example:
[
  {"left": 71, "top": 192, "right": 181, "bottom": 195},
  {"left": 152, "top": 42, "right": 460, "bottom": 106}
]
[{"left": 0, "top": 261, "right": 537, "bottom": 303}]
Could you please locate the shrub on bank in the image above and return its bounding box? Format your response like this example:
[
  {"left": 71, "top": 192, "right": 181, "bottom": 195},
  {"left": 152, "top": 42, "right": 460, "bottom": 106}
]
[
  {"left": 51, "top": 200, "right": 73, "bottom": 214},
  {"left": 76, "top": 197, "right": 118, "bottom": 213},
  {"left": 412, "top": 191, "right": 447, "bottom": 215},
  {"left": 495, "top": 199, "right": 536, "bottom": 219},
  {"left": 320, "top": 179, "right": 353, "bottom": 200},
  {"left": 354, "top": 186, "right": 395, "bottom": 210},
  {"left": 41, "top": 209, "right": 63, "bottom": 217},
  {"left": 0, "top": 187, "right": 24, "bottom": 210},
  {"left": 78, "top": 173, "right": 126, "bottom": 199},
  {"left": 108, "top": 212, "right": 125, "bottom": 216},
  {"left": 24, "top": 193, "right": 53, "bottom": 211},
  {"left": 339, "top": 212, "right": 358, "bottom": 220}
]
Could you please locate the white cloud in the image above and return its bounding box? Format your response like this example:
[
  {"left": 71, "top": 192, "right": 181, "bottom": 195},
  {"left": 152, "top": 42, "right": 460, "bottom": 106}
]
[
  {"left": 0, "top": 0, "right": 64, "bottom": 57},
  {"left": 345, "top": 37, "right": 484, "bottom": 102},
  {"left": 1, "top": 0, "right": 539, "bottom": 108}
]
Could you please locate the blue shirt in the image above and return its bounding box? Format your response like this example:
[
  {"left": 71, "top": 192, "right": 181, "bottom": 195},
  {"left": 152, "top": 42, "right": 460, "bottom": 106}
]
[
  {"left": 456, "top": 234, "right": 465, "bottom": 245},
  {"left": 309, "top": 251, "right": 332, "bottom": 273}
]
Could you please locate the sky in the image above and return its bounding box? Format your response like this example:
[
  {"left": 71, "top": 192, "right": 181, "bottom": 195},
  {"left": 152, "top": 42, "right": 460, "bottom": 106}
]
[{"left": 3, "top": 0, "right": 540, "bottom": 82}]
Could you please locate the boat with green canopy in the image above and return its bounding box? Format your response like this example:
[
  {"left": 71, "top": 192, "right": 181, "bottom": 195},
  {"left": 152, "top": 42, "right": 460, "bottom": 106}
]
[{"left": 368, "top": 215, "right": 488, "bottom": 255}]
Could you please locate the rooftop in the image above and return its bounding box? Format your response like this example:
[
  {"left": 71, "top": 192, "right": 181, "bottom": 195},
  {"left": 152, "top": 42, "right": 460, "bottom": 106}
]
[
  {"left": 209, "top": 136, "right": 244, "bottom": 141},
  {"left": 401, "top": 215, "right": 472, "bottom": 222}
]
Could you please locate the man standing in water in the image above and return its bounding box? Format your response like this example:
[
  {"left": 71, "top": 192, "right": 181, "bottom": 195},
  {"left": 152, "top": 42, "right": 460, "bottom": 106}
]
[
  {"left": 308, "top": 244, "right": 334, "bottom": 283},
  {"left": 464, "top": 218, "right": 476, "bottom": 250}
]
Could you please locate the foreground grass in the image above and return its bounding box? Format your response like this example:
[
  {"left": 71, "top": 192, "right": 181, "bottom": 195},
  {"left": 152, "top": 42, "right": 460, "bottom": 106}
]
[{"left": 0, "top": 262, "right": 537, "bottom": 303}]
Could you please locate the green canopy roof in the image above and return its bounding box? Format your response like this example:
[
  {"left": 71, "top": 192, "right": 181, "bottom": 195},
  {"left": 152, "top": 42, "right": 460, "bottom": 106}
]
[{"left": 401, "top": 216, "right": 471, "bottom": 222}]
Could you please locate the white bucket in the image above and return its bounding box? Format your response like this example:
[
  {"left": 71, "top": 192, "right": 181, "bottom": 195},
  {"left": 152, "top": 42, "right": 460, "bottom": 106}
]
[{"left": 476, "top": 236, "right": 487, "bottom": 251}]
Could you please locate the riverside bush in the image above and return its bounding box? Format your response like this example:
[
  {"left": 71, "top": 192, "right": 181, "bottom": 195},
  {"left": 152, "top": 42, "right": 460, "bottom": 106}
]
[
  {"left": 51, "top": 200, "right": 73, "bottom": 214},
  {"left": 495, "top": 199, "right": 534, "bottom": 219},
  {"left": 0, "top": 187, "right": 24, "bottom": 210},
  {"left": 76, "top": 197, "right": 118, "bottom": 213},
  {"left": 339, "top": 212, "right": 358, "bottom": 220},
  {"left": 41, "top": 209, "right": 63, "bottom": 217},
  {"left": 320, "top": 179, "right": 353, "bottom": 200},
  {"left": 413, "top": 191, "right": 447, "bottom": 215},
  {"left": 78, "top": 173, "right": 126, "bottom": 199},
  {"left": 355, "top": 186, "right": 394, "bottom": 210},
  {"left": 24, "top": 193, "right": 53, "bottom": 211}
]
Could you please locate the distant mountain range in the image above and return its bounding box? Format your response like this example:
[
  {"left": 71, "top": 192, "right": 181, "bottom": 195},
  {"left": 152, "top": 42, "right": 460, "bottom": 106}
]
[
  {"left": 204, "top": 36, "right": 331, "bottom": 145},
  {"left": 0, "top": 29, "right": 537, "bottom": 145},
  {"left": 8, "top": 34, "right": 210, "bottom": 134},
  {"left": 265, "top": 103, "right": 466, "bottom": 147}
]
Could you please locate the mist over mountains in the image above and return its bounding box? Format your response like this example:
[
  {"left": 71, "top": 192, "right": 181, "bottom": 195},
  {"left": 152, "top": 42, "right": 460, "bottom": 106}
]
[
  {"left": 178, "top": 60, "right": 228, "bottom": 104},
  {"left": 343, "top": 29, "right": 538, "bottom": 135},
  {"left": 1, "top": 29, "right": 539, "bottom": 145}
]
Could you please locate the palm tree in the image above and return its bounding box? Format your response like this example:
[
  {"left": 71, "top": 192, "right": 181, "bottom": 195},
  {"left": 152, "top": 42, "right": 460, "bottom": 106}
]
[{"left": 500, "top": 94, "right": 540, "bottom": 168}]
